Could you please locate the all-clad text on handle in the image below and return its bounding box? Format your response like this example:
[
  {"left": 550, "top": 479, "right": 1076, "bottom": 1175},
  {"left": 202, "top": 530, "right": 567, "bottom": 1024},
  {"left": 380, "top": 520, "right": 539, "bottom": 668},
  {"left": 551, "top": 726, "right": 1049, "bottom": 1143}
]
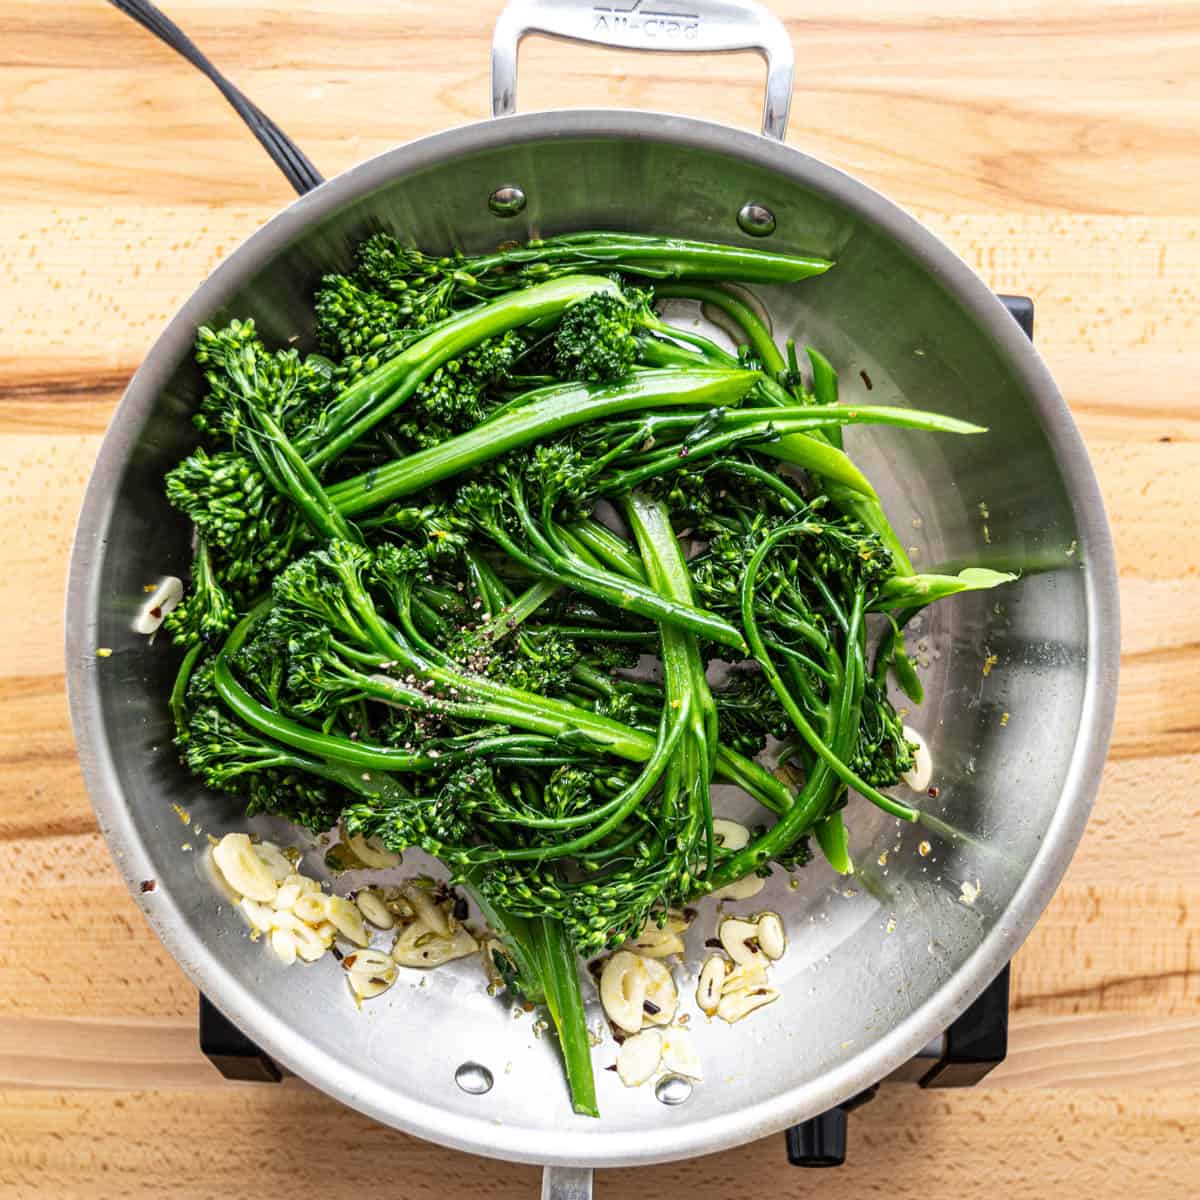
[{"left": 491, "top": 0, "right": 794, "bottom": 141}]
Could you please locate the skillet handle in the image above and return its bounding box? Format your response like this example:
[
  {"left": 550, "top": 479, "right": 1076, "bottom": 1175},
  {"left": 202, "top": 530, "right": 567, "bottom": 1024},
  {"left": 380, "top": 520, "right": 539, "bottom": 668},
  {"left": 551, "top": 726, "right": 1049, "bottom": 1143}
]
[
  {"left": 491, "top": 0, "right": 794, "bottom": 141},
  {"left": 541, "top": 1165, "right": 594, "bottom": 1200}
]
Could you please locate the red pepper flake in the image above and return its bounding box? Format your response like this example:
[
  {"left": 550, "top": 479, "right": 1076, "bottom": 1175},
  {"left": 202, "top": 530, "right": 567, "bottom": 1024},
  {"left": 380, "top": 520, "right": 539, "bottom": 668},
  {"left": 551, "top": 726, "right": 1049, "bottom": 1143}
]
[
  {"left": 927, "top": 786, "right": 940, "bottom": 799},
  {"left": 139, "top": 879, "right": 157, "bottom": 893},
  {"left": 343, "top": 954, "right": 358, "bottom": 969},
  {"left": 859, "top": 369, "right": 873, "bottom": 390}
]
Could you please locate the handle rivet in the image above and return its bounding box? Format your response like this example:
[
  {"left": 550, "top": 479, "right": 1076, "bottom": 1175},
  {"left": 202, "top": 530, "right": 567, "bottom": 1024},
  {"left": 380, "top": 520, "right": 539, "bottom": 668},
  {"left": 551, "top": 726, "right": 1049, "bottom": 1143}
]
[
  {"left": 737, "top": 202, "right": 777, "bottom": 237},
  {"left": 655, "top": 1074, "right": 694, "bottom": 1105},
  {"left": 454, "top": 1061, "right": 495, "bottom": 1094},
  {"left": 488, "top": 185, "right": 527, "bottom": 217}
]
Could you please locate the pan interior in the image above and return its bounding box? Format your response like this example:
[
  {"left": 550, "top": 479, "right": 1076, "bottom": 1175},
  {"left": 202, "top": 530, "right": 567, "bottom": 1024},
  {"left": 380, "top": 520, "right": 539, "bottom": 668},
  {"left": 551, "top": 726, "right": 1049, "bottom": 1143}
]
[{"left": 71, "top": 116, "right": 1108, "bottom": 1165}]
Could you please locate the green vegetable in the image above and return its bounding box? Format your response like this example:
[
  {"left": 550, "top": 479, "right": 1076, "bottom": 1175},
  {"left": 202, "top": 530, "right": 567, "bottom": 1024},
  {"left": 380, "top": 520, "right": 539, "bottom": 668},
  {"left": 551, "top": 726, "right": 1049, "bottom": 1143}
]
[
  {"left": 872, "top": 568, "right": 1018, "bottom": 610},
  {"left": 162, "top": 228, "right": 1012, "bottom": 1116}
]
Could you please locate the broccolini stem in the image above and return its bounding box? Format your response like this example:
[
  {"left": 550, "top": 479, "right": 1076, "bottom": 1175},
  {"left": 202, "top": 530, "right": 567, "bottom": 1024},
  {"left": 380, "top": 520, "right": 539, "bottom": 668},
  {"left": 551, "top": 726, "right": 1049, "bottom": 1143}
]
[
  {"left": 655, "top": 281, "right": 919, "bottom": 575},
  {"left": 325, "top": 368, "right": 759, "bottom": 517},
  {"left": 456, "top": 872, "right": 546, "bottom": 1005},
  {"left": 500, "top": 477, "right": 747, "bottom": 651},
  {"left": 640, "top": 318, "right": 741, "bottom": 367},
  {"left": 169, "top": 642, "right": 204, "bottom": 730},
  {"left": 561, "top": 519, "right": 648, "bottom": 582},
  {"left": 527, "top": 917, "right": 598, "bottom": 1118},
  {"left": 607, "top": 405, "right": 985, "bottom": 438},
  {"left": 213, "top": 655, "right": 444, "bottom": 772},
  {"left": 625, "top": 493, "right": 719, "bottom": 877},
  {"left": 655, "top": 282, "right": 786, "bottom": 379},
  {"left": 469, "top": 231, "right": 831, "bottom": 286},
  {"left": 250, "top": 409, "right": 357, "bottom": 542},
  {"left": 462, "top": 576, "right": 562, "bottom": 650},
  {"left": 469, "top": 700, "right": 687, "bottom": 846},
  {"left": 548, "top": 516, "right": 799, "bottom": 819},
  {"left": 739, "top": 526, "right": 918, "bottom": 822},
  {"left": 597, "top": 405, "right": 976, "bottom": 499},
  {"left": 814, "top": 811, "right": 853, "bottom": 875}
]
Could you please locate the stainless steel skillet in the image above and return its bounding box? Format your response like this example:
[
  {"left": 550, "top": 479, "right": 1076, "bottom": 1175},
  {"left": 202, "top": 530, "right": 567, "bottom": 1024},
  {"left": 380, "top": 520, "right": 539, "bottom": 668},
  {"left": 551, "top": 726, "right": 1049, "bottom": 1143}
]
[{"left": 69, "top": 2, "right": 1118, "bottom": 1195}]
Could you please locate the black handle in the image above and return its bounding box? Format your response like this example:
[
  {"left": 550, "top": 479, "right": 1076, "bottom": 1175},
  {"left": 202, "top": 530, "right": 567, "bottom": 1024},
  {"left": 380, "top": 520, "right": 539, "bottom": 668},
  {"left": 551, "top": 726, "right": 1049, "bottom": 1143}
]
[
  {"left": 107, "top": 0, "right": 324, "bottom": 197},
  {"left": 996, "top": 294, "right": 1035, "bottom": 341},
  {"left": 919, "top": 963, "right": 1011, "bottom": 1088},
  {"left": 199, "top": 993, "right": 282, "bottom": 1082}
]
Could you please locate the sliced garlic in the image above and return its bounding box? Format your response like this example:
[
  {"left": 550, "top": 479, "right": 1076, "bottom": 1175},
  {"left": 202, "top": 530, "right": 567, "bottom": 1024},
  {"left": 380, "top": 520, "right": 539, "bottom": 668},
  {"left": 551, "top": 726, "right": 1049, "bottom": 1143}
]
[
  {"left": 641, "top": 956, "right": 678, "bottom": 1026},
  {"left": 212, "top": 833, "right": 279, "bottom": 903},
  {"left": 131, "top": 575, "right": 183, "bottom": 635},
  {"left": 719, "top": 916, "right": 767, "bottom": 967},
  {"left": 402, "top": 882, "right": 450, "bottom": 937},
  {"left": 712, "top": 818, "right": 750, "bottom": 852},
  {"left": 721, "top": 962, "right": 770, "bottom": 996},
  {"left": 345, "top": 829, "right": 402, "bottom": 870},
  {"left": 663, "top": 909, "right": 692, "bottom": 935},
  {"left": 273, "top": 877, "right": 304, "bottom": 912},
  {"left": 291, "top": 892, "right": 328, "bottom": 926},
  {"left": 343, "top": 948, "right": 399, "bottom": 999},
  {"left": 355, "top": 889, "right": 395, "bottom": 930},
  {"left": 901, "top": 726, "right": 933, "bottom": 793},
  {"left": 615, "top": 1028, "right": 663, "bottom": 1087},
  {"left": 710, "top": 874, "right": 766, "bottom": 903},
  {"left": 380, "top": 887, "right": 415, "bottom": 920},
  {"left": 269, "top": 927, "right": 298, "bottom": 966},
  {"left": 696, "top": 955, "right": 728, "bottom": 1016},
  {"left": 290, "top": 920, "right": 330, "bottom": 962},
  {"left": 756, "top": 911, "right": 787, "bottom": 960},
  {"left": 624, "top": 920, "right": 685, "bottom": 959},
  {"left": 238, "top": 897, "right": 274, "bottom": 933},
  {"left": 599, "top": 950, "right": 649, "bottom": 1035},
  {"left": 660, "top": 1026, "right": 702, "bottom": 1080},
  {"left": 392, "top": 919, "right": 478, "bottom": 968},
  {"left": 324, "top": 894, "right": 370, "bottom": 947},
  {"left": 717, "top": 986, "right": 778, "bottom": 1023},
  {"left": 253, "top": 841, "right": 293, "bottom": 882}
]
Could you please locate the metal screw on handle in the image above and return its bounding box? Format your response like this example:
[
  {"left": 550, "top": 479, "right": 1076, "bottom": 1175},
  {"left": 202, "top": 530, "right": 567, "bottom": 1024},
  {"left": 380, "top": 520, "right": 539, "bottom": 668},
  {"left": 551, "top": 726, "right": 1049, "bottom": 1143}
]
[{"left": 491, "top": 0, "right": 794, "bottom": 141}]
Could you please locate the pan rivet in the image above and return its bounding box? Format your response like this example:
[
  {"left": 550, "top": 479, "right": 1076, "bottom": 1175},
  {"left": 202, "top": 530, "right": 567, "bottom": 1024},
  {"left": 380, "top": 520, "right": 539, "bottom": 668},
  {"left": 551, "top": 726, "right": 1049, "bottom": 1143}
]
[
  {"left": 488, "top": 185, "right": 527, "bottom": 217},
  {"left": 454, "top": 1061, "right": 495, "bottom": 1095},
  {"left": 737, "top": 202, "right": 776, "bottom": 237},
  {"left": 654, "top": 1074, "right": 693, "bottom": 1106}
]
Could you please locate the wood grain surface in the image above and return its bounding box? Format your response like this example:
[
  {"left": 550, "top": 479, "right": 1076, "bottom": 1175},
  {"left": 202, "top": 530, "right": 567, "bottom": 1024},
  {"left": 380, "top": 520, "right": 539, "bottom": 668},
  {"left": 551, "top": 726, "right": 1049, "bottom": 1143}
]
[{"left": 1, "top": 1, "right": 1197, "bottom": 1196}]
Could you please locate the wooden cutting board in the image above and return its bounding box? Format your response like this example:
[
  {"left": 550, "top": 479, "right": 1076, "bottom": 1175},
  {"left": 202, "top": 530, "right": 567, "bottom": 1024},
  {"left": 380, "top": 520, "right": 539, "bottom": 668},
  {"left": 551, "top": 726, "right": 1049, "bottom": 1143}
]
[{"left": 1, "top": 2, "right": 1196, "bottom": 1195}]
